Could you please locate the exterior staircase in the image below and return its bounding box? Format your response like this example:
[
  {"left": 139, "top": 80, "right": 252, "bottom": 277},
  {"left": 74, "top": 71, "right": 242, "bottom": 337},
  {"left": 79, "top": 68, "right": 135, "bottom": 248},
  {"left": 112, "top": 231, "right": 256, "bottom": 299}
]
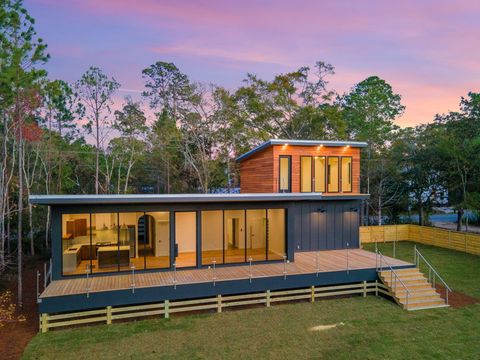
[{"left": 379, "top": 267, "right": 449, "bottom": 310}]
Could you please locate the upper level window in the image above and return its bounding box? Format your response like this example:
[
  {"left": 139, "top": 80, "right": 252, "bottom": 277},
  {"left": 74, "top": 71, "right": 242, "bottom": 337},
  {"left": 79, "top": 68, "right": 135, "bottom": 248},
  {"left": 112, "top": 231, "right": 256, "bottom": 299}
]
[
  {"left": 314, "top": 156, "right": 326, "bottom": 192},
  {"left": 300, "top": 156, "right": 312, "bottom": 192},
  {"left": 279, "top": 156, "right": 291, "bottom": 192},
  {"left": 327, "top": 157, "right": 339, "bottom": 192},
  {"left": 341, "top": 157, "right": 352, "bottom": 192}
]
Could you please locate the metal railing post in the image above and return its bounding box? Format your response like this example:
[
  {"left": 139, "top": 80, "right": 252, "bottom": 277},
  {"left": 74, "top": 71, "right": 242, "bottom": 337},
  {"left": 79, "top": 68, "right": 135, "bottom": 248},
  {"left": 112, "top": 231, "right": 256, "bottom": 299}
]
[
  {"left": 130, "top": 263, "right": 136, "bottom": 294},
  {"left": 85, "top": 264, "right": 90, "bottom": 299},
  {"left": 173, "top": 263, "right": 177, "bottom": 289},
  {"left": 346, "top": 243, "right": 350, "bottom": 275},
  {"left": 36, "top": 270, "right": 40, "bottom": 303},
  {"left": 248, "top": 256, "right": 252, "bottom": 283},
  {"left": 316, "top": 252, "right": 319, "bottom": 277},
  {"left": 414, "top": 245, "right": 417, "bottom": 266},
  {"left": 212, "top": 258, "right": 217, "bottom": 286},
  {"left": 283, "top": 255, "right": 287, "bottom": 280},
  {"left": 43, "top": 262, "right": 47, "bottom": 290}
]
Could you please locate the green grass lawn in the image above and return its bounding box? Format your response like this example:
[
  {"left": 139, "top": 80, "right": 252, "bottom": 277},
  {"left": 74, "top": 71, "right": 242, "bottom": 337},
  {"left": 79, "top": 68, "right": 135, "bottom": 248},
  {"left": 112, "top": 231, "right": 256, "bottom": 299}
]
[{"left": 23, "top": 242, "right": 480, "bottom": 360}]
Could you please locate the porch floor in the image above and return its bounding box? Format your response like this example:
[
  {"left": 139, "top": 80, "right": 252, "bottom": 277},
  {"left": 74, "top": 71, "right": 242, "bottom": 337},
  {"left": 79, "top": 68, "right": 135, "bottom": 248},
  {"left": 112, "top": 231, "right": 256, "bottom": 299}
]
[{"left": 40, "top": 249, "right": 411, "bottom": 299}]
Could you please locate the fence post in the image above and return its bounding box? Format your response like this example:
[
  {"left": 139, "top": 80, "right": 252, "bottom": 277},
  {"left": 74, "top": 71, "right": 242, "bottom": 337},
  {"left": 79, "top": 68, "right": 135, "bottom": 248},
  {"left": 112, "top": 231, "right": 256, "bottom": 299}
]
[
  {"left": 40, "top": 313, "right": 49, "bottom": 333},
  {"left": 311, "top": 286, "right": 315, "bottom": 303},
  {"left": 164, "top": 300, "right": 170, "bottom": 319},
  {"left": 106, "top": 306, "right": 112, "bottom": 325},
  {"left": 266, "top": 290, "right": 271, "bottom": 307},
  {"left": 363, "top": 281, "right": 367, "bottom": 297},
  {"left": 283, "top": 255, "right": 287, "bottom": 280},
  {"left": 375, "top": 280, "right": 378, "bottom": 296},
  {"left": 217, "top": 294, "right": 222, "bottom": 313},
  {"left": 316, "top": 252, "right": 319, "bottom": 277}
]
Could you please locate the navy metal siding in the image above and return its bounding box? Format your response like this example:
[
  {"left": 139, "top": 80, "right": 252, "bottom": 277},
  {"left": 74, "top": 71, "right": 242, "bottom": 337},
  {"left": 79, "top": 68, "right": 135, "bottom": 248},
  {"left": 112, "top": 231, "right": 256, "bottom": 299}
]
[{"left": 296, "top": 200, "right": 361, "bottom": 252}]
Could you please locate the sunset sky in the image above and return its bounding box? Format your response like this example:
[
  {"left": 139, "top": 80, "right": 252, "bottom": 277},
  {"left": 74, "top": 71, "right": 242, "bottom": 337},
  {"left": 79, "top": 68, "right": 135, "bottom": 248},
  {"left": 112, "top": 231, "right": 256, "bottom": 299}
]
[{"left": 28, "top": 0, "right": 480, "bottom": 127}]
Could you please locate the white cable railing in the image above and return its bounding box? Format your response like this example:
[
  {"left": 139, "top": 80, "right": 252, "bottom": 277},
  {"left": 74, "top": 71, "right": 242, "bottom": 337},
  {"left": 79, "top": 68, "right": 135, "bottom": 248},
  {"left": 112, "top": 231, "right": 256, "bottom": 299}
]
[
  {"left": 414, "top": 245, "right": 452, "bottom": 305},
  {"left": 376, "top": 250, "right": 411, "bottom": 309}
]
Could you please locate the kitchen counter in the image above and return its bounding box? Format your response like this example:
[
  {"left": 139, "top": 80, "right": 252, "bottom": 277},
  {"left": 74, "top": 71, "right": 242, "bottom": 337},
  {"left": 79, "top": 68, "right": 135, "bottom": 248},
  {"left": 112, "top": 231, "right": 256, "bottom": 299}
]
[
  {"left": 97, "top": 245, "right": 130, "bottom": 268},
  {"left": 63, "top": 246, "right": 81, "bottom": 273}
]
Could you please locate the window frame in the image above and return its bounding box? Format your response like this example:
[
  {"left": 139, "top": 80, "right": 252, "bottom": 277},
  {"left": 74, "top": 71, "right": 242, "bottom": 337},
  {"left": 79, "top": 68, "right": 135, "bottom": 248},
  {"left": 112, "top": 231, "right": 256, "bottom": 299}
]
[
  {"left": 327, "top": 156, "right": 340, "bottom": 193},
  {"left": 340, "top": 156, "right": 353, "bottom": 193},
  {"left": 313, "top": 156, "right": 326, "bottom": 193},
  {"left": 278, "top": 155, "right": 292, "bottom": 193},
  {"left": 300, "top": 156, "right": 313, "bottom": 193}
]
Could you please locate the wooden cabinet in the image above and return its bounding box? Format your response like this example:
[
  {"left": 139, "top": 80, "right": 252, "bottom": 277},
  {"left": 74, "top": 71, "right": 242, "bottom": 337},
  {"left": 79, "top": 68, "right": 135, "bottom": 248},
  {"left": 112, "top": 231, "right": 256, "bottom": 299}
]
[{"left": 66, "top": 219, "right": 87, "bottom": 237}]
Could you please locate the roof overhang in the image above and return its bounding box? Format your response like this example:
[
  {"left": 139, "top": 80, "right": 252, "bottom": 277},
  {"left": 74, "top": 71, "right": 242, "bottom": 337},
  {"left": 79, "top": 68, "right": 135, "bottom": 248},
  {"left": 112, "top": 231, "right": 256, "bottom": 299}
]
[
  {"left": 29, "top": 193, "right": 370, "bottom": 206},
  {"left": 236, "top": 139, "right": 368, "bottom": 162}
]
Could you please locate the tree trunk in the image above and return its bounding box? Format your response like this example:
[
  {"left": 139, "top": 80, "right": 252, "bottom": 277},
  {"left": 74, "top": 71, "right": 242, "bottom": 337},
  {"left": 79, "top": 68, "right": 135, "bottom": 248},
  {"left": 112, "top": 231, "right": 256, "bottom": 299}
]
[
  {"left": 456, "top": 209, "right": 463, "bottom": 232},
  {"left": 17, "top": 115, "right": 24, "bottom": 308},
  {"left": 95, "top": 115, "right": 100, "bottom": 194}
]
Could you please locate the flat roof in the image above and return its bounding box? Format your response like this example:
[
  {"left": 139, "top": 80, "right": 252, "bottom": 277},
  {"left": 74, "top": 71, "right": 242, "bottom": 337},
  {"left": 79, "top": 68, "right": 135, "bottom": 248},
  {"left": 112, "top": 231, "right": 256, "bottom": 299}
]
[
  {"left": 29, "top": 193, "right": 369, "bottom": 206},
  {"left": 236, "top": 139, "right": 368, "bottom": 162}
]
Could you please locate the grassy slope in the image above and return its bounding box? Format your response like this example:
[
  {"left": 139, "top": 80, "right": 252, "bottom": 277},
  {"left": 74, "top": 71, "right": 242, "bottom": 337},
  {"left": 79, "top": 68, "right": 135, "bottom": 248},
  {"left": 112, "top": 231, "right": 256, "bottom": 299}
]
[{"left": 23, "top": 242, "right": 480, "bottom": 360}]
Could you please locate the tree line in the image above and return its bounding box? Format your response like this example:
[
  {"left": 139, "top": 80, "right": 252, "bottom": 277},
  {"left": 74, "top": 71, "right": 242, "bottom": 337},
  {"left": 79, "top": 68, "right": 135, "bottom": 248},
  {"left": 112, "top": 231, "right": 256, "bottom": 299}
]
[{"left": 1, "top": 1, "right": 479, "bottom": 305}]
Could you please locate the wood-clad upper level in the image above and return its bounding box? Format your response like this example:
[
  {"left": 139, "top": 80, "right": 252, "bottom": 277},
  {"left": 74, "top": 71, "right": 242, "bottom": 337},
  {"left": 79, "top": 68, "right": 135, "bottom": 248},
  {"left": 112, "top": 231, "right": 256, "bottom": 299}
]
[{"left": 237, "top": 139, "right": 367, "bottom": 194}]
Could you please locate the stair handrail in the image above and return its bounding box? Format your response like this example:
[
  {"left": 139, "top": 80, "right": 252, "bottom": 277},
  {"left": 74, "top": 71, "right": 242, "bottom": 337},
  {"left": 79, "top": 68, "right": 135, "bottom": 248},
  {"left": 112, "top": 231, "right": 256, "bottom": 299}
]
[
  {"left": 414, "top": 245, "right": 452, "bottom": 304},
  {"left": 376, "top": 250, "right": 411, "bottom": 309}
]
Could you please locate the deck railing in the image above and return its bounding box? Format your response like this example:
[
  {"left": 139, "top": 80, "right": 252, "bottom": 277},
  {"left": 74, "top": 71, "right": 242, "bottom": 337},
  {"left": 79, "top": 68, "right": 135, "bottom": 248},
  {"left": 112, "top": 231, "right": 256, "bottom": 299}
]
[
  {"left": 414, "top": 245, "right": 452, "bottom": 304},
  {"left": 376, "top": 250, "right": 411, "bottom": 309}
]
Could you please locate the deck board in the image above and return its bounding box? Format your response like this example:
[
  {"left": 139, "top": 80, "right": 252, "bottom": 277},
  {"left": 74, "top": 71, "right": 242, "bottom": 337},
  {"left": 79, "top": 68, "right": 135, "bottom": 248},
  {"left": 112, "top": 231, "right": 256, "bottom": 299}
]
[{"left": 40, "top": 249, "right": 410, "bottom": 298}]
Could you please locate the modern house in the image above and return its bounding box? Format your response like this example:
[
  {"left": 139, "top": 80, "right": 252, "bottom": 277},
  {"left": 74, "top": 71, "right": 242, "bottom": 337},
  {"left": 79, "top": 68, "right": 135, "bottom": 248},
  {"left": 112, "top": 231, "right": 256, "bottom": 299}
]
[{"left": 31, "top": 140, "right": 448, "bottom": 330}]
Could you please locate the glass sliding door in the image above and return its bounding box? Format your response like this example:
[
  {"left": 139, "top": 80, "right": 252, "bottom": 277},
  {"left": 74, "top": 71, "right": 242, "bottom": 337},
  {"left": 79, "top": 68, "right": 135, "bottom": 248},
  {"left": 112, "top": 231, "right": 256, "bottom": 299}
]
[
  {"left": 327, "top": 157, "right": 339, "bottom": 192},
  {"left": 145, "top": 212, "right": 170, "bottom": 269},
  {"left": 246, "top": 209, "right": 267, "bottom": 261},
  {"left": 267, "top": 209, "right": 286, "bottom": 260},
  {"left": 341, "top": 157, "right": 352, "bottom": 192},
  {"left": 201, "top": 211, "right": 224, "bottom": 265},
  {"left": 224, "top": 210, "right": 246, "bottom": 263},
  {"left": 300, "top": 156, "right": 312, "bottom": 192},
  {"left": 91, "top": 212, "right": 120, "bottom": 273},
  {"left": 279, "top": 156, "right": 291, "bottom": 192},
  {"left": 61, "top": 213, "right": 91, "bottom": 275},
  {"left": 314, "top": 156, "right": 326, "bottom": 192},
  {"left": 175, "top": 212, "right": 197, "bottom": 268},
  {"left": 118, "top": 212, "right": 143, "bottom": 271}
]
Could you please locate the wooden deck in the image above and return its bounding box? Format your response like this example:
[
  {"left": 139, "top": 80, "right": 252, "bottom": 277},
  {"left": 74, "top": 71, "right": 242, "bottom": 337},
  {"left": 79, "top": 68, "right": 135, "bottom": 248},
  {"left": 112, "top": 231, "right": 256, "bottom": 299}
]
[{"left": 40, "top": 249, "right": 411, "bottom": 299}]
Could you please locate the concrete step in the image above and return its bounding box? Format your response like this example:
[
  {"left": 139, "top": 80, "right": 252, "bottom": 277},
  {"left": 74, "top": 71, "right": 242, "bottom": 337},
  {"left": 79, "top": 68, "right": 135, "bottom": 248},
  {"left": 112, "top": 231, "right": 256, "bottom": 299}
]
[
  {"left": 396, "top": 292, "right": 441, "bottom": 302},
  {"left": 382, "top": 277, "right": 429, "bottom": 286},
  {"left": 403, "top": 298, "right": 448, "bottom": 310}
]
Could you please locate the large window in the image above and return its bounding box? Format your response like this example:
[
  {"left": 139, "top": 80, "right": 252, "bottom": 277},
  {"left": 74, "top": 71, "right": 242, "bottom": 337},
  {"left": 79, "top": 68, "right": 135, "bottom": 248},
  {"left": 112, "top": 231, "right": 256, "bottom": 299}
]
[
  {"left": 224, "top": 210, "right": 246, "bottom": 263},
  {"left": 267, "top": 209, "right": 286, "bottom": 260},
  {"left": 175, "top": 212, "right": 197, "bottom": 268},
  {"left": 314, "top": 156, "right": 326, "bottom": 192},
  {"left": 341, "top": 157, "right": 352, "bottom": 192},
  {"left": 300, "top": 156, "right": 312, "bottom": 192},
  {"left": 246, "top": 209, "right": 267, "bottom": 261},
  {"left": 327, "top": 157, "right": 339, "bottom": 192},
  {"left": 279, "top": 156, "right": 291, "bottom": 192},
  {"left": 145, "top": 212, "right": 170, "bottom": 269},
  {"left": 62, "top": 211, "right": 170, "bottom": 276},
  {"left": 201, "top": 211, "right": 224, "bottom": 265},
  {"left": 61, "top": 213, "right": 90, "bottom": 276}
]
